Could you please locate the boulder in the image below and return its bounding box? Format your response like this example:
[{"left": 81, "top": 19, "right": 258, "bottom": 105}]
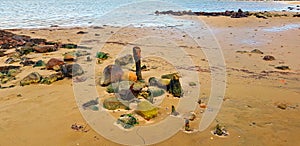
[
  {"left": 61, "top": 64, "right": 84, "bottom": 77},
  {"left": 20, "top": 72, "right": 41, "bottom": 86},
  {"left": 100, "top": 65, "right": 123, "bottom": 86},
  {"left": 135, "top": 100, "right": 158, "bottom": 120},
  {"left": 63, "top": 53, "right": 76, "bottom": 61},
  {"left": 34, "top": 45, "right": 58, "bottom": 53},
  {"left": 115, "top": 54, "right": 134, "bottom": 66},
  {"left": 46, "top": 58, "right": 64, "bottom": 70}
]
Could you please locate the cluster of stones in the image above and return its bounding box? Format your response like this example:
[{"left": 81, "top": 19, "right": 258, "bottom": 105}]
[
  {"left": 155, "top": 9, "right": 296, "bottom": 19},
  {"left": 0, "top": 30, "right": 86, "bottom": 88},
  {"left": 99, "top": 47, "right": 183, "bottom": 128}
]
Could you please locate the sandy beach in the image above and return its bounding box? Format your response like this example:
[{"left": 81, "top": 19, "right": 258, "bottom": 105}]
[{"left": 0, "top": 12, "right": 300, "bottom": 146}]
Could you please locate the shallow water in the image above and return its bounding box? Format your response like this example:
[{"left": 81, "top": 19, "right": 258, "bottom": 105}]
[
  {"left": 263, "top": 23, "right": 300, "bottom": 32},
  {"left": 0, "top": 0, "right": 296, "bottom": 29}
]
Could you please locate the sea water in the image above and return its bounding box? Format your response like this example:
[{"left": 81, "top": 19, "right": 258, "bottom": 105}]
[{"left": 0, "top": 0, "right": 296, "bottom": 29}]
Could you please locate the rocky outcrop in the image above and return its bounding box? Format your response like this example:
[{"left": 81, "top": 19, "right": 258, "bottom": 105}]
[{"left": 40, "top": 72, "right": 64, "bottom": 84}]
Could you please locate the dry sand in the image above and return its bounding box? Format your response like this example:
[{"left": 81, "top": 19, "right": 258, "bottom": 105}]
[{"left": 0, "top": 14, "right": 300, "bottom": 146}]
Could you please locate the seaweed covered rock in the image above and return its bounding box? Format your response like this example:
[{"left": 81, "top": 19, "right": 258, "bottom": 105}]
[
  {"left": 33, "top": 60, "right": 46, "bottom": 67},
  {"left": 115, "top": 54, "right": 134, "bottom": 66},
  {"left": 100, "top": 65, "right": 123, "bottom": 86},
  {"left": 61, "top": 64, "right": 84, "bottom": 77},
  {"left": 168, "top": 74, "right": 183, "bottom": 97},
  {"left": 46, "top": 58, "right": 64, "bottom": 70},
  {"left": 103, "top": 97, "right": 129, "bottom": 110},
  {"left": 20, "top": 72, "right": 42, "bottom": 86},
  {"left": 135, "top": 100, "right": 158, "bottom": 120},
  {"left": 117, "top": 114, "right": 139, "bottom": 129},
  {"left": 40, "top": 72, "right": 64, "bottom": 84}
]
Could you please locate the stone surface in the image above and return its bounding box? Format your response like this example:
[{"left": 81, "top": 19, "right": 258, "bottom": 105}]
[
  {"left": 34, "top": 45, "right": 58, "bottom": 53},
  {"left": 103, "top": 97, "right": 128, "bottom": 110},
  {"left": 61, "top": 64, "right": 84, "bottom": 77},
  {"left": 263, "top": 55, "right": 275, "bottom": 61},
  {"left": 40, "top": 72, "right": 64, "bottom": 84},
  {"left": 115, "top": 54, "right": 134, "bottom": 66}
]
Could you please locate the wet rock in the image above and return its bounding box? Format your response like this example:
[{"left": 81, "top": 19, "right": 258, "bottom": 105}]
[
  {"left": 251, "top": 49, "right": 264, "bottom": 54},
  {"left": 115, "top": 54, "right": 134, "bottom": 66},
  {"left": 254, "top": 13, "right": 268, "bottom": 19},
  {"left": 263, "top": 55, "right": 275, "bottom": 61},
  {"left": 117, "top": 114, "right": 139, "bottom": 129},
  {"left": 275, "top": 65, "right": 290, "bottom": 70},
  {"left": 33, "top": 60, "right": 46, "bottom": 67},
  {"left": 103, "top": 97, "right": 129, "bottom": 110},
  {"left": 40, "top": 72, "right": 64, "bottom": 84},
  {"left": 34, "top": 45, "right": 58, "bottom": 53},
  {"left": 20, "top": 72, "right": 42, "bottom": 86},
  {"left": 135, "top": 100, "right": 158, "bottom": 120},
  {"left": 100, "top": 65, "right": 123, "bottom": 86},
  {"left": 61, "top": 64, "right": 84, "bottom": 77},
  {"left": 61, "top": 43, "right": 77, "bottom": 49},
  {"left": 168, "top": 74, "right": 183, "bottom": 97},
  {"left": 46, "top": 58, "right": 64, "bottom": 70}
]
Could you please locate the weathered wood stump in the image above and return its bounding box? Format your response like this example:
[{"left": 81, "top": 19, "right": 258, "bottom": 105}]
[{"left": 133, "top": 47, "right": 142, "bottom": 80}]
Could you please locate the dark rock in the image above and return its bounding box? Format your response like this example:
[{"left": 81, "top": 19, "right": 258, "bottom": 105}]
[
  {"left": 33, "top": 60, "right": 46, "bottom": 67},
  {"left": 77, "top": 31, "right": 88, "bottom": 34},
  {"left": 0, "top": 51, "right": 5, "bottom": 57},
  {"left": 20, "top": 58, "right": 35, "bottom": 66},
  {"left": 100, "top": 65, "right": 123, "bottom": 86},
  {"left": 82, "top": 98, "right": 99, "bottom": 110},
  {"left": 148, "top": 77, "right": 168, "bottom": 90},
  {"left": 20, "top": 72, "right": 42, "bottom": 86},
  {"left": 61, "top": 64, "right": 84, "bottom": 77},
  {"left": 275, "top": 65, "right": 290, "bottom": 70},
  {"left": 263, "top": 55, "right": 275, "bottom": 61},
  {"left": 5, "top": 57, "right": 16, "bottom": 64},
  {"left": 61, "top": 43, "right": 77, "bottom": 49},
  {"left": 115, "top": 54, "right": 134, "bottom": 66},
  {"left": 46, "top": 58, "right": 65, "bottom": 70},
  {"left": 171, "top": 105, "right": 179, "bottom": 116},
  {"left": 34, "top": 45, "right": 58, "bottom": 53}
]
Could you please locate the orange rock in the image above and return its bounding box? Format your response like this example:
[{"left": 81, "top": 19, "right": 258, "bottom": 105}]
[
  {"left": 199, "top": 103, "right": 207, "bottom": 108},
  {"left": 128, "top": 72, "right": 137, "bottom": 81}
]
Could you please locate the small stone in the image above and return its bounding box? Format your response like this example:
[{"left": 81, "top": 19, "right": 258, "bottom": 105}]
[
  {"left": 277, "top": 103, "right": 287, "bottom": 110},
  {"left": 100, "top": 65, "right": 123, "bottom": 86},
  {"left": 251, "top": 49, "right": 264, "bottom": 54},
  {"left": 34, "top": 45, "right": 58, "bottom": 53},
  {"left": 20, "top": 72, "right": 42, "bottom": 86},
  {"left": 46, "top": 58, "right": 64, "bottom": 70},
  {"left": 61, "top": 64, "right": 84, "bottom": 77},
  {"left": 263, "top": 55, "right": 275, "bottom": 61},
  {"left": 189, "top": 82, "right": 197, "bottom": 86},
  {"left": 275, "top": 65, "right": 290, "bottom": 70},
  {"left": 135, "top": 100, "right": 158, "bottom": 120},
  {"left": 115, "top": 54, "right": 134, "bottom": 66}
]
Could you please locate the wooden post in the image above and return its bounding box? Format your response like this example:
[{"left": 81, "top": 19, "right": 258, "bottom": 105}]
[{"left": 133, "top": 46, "right": 142, "bottom": 80}]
